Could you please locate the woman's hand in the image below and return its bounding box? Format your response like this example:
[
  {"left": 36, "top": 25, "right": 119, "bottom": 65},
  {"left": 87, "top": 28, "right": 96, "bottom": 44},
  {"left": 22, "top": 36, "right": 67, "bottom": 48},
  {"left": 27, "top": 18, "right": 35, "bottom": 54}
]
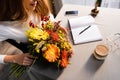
[
  {"left": 4, "top": 53, "right": 34, "bottom": 66},
  {"left": 58, "top": 26, "right": 68, "bottom": 35},
  {"left": 54, "top": 21, "right": 68, "bottom": 35}
]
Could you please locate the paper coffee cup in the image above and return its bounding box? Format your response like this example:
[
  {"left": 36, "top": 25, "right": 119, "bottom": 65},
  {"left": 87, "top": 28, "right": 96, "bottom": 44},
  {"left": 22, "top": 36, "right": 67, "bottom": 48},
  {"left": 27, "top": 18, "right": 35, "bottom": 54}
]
[{"left": 94, "top": 45, "right": 109, "bottom": 60}]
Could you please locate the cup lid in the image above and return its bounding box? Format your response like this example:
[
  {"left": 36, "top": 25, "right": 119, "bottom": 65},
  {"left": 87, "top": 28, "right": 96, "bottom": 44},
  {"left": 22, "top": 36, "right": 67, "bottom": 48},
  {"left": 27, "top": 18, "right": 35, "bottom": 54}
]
[{"left": 95, "top": 45, "right": 109, "bottom": 57}]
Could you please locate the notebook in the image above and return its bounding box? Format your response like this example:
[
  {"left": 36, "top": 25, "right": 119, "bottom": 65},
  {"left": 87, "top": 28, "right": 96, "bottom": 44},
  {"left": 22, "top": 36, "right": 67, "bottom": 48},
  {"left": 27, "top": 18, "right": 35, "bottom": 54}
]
[{"left": 68, "top": 15, "right": 102, "bottom": 44}]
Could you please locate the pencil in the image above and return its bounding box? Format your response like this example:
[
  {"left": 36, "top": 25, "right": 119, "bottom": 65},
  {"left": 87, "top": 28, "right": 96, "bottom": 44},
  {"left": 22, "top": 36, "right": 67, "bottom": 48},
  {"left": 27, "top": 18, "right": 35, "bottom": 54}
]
[{"left": 79, "top": 25, "right": 91, "bottom": 35}]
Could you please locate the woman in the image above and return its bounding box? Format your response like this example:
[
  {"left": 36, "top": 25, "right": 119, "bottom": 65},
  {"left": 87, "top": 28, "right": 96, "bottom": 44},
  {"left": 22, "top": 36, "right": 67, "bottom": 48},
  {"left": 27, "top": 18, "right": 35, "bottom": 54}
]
[{"left": 0, "top": 0, "right": 55, "bottom": 66}]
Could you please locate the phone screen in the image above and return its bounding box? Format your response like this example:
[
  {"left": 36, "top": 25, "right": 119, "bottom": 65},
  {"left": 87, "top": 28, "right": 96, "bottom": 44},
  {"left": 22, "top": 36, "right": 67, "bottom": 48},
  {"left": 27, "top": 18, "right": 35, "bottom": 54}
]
[{"left": 65, "top": 10, "right": 78, "bottom": 15}]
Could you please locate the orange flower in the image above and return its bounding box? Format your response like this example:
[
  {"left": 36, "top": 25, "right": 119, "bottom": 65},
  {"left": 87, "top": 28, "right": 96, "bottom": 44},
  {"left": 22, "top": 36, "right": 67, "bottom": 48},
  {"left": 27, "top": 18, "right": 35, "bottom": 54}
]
[
  {"left": 43, "top": 44, "right": 60, "bottom": 62},
  {"left": 51, "top": 32, "right": 59, "bottom": 41},
  {"left": 47, "top": 30, "right": 59, "bottom": 41},
  {"left": 60, "top": 50, "right": 69, "bottom": 68},
  {"left": 60, "top": 59, "right": 68, "bottom": 68}
]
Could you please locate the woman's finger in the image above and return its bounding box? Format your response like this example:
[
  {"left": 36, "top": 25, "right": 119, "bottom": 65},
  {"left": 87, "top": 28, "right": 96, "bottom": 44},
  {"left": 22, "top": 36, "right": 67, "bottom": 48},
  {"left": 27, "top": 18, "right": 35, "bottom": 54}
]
[
  {"left": 23, "top": 60, "right": 33, "bottom": 66},
  {"left": 25, "top": 53, "right": 34, "bottom": 59}
]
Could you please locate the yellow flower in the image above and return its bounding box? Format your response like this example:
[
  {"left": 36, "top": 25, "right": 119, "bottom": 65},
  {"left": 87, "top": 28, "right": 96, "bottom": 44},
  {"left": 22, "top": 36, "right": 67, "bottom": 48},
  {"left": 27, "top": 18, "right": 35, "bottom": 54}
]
[
  {"left": 60, "top": 41, "right": 72, "bottom": 50},
  {"left": 26, "top": 27, "right": 49, "bottom": 41},
  {"left": 35, "top": 41, "right": 46, "bottom": 53},
  {"left": 43, "top": 44, "right": 60, "bottom": 62},
  {"left": 36, "top": 49, "right": 40, "bottom": 53},
  {"left": 45, "top": 20, "right": 54, "bottom": 29}
]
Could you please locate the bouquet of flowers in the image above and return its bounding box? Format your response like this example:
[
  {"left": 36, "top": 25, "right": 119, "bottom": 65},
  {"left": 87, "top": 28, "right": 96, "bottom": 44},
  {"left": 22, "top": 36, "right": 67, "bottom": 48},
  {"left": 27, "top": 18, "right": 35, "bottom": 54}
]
[
  {"left": 10, "top": 16, "right": 73, "bottom": 78},
  {"left": 27, "top": 17, "right": 73, "bottom": 68}
]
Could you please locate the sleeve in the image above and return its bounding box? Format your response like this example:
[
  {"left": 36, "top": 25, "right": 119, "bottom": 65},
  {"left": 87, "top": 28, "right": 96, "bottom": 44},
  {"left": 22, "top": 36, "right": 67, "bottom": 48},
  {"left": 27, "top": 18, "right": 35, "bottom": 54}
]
[
  {"left": 0, "top": 25, "right": 8, "bottom": 42},
  {"left": 0, "top": 36, "right": 7, "bottom": 42},
  {"left": 0, "top": 55, "right": 6, "bottom": 63}
]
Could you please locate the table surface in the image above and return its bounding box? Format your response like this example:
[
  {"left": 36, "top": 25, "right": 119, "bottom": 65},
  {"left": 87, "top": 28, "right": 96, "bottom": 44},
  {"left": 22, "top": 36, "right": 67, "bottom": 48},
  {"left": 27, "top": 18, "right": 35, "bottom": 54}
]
[
  {"left": 55, "top": 4, "right": 120, "bottom": 80},
  {"left": 0, "top": 4, "right": 120, "bottom": 80}
]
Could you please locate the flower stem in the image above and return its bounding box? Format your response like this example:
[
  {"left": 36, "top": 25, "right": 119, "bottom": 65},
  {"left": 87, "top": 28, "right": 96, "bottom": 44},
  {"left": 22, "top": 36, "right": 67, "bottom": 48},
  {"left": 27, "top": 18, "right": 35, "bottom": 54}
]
[{"left": 28, "top": 56, "right": 37, "bottom": 72}]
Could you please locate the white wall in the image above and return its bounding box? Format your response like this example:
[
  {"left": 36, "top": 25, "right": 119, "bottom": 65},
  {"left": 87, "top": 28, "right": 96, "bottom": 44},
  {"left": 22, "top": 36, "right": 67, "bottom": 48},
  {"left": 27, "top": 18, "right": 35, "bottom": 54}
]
[
  {"left": 101, "top": 0, "right": 120, "bottom": 8},
  {"left": 53, "top": 0, "right": 120, "bottom": 16},
  {"left": 63, "top": 0, "right": 96, "bottom": 6}
]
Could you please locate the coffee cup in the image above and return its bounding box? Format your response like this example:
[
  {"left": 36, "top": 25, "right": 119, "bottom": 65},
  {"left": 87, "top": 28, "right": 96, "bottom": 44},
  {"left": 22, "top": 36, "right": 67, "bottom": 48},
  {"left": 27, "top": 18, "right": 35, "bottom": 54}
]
[{"left": 93, "top": 45, "right": 109, "bottom": 60}]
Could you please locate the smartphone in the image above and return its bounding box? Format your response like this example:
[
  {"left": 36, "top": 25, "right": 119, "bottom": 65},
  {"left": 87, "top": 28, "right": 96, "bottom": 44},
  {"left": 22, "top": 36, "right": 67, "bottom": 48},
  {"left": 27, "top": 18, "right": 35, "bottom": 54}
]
[{"left": 65, "top": 10, "right": 78, "bottom": 15}]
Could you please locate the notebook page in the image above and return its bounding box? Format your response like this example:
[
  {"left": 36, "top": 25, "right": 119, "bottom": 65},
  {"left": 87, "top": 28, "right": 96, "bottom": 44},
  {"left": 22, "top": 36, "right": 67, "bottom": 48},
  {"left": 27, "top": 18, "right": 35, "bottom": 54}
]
[{"left": 69, "top": 16, "right": 102, "bottom": 44}]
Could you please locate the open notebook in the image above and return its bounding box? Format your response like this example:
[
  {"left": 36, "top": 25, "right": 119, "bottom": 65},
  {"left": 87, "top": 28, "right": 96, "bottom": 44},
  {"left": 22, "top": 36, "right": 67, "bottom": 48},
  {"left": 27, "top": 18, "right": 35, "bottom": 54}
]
[{"left": 68, "top": 15, "right": 102, "bottom": 44}]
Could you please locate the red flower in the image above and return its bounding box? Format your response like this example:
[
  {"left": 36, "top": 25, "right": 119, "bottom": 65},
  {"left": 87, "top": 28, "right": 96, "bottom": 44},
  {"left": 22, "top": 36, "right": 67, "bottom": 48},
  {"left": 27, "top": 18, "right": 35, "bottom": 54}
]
[
  {"left": 51, "top": 32, "right": 59, "bottom": 41},
  {"left": 60, "top": 50, "right": 69, "bottom": 68},
  {"left": 47, "top": 30, "right": 59, "bottom": 42},
  {"left": 41, "top": 15, "right": 50, "bottom": 21},
  {"left": 29, "top": 21, "right": 36, "bottom": 28}
]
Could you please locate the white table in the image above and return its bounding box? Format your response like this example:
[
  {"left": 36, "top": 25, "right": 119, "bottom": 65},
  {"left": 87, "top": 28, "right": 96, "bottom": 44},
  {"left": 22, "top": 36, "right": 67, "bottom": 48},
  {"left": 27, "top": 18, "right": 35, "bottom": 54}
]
[{"left": 55, "top": 4, "right": 120, "bottom": 80}]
